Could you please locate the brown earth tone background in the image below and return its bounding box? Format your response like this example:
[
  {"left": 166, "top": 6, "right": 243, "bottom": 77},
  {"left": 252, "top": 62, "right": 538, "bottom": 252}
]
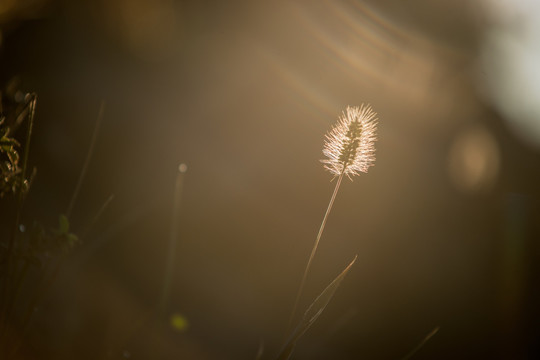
[{"left": 1, "top": 1, "right": 539, "bottom": 359}]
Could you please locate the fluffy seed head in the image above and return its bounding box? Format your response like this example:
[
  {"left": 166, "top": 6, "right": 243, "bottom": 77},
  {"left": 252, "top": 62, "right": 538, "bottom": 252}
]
[{"left": 321, "top": 105, "right": 377, "bottom": 178}]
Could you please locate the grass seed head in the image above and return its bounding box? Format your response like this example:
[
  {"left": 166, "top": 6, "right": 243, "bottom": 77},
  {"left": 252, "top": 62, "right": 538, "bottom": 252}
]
[{"left": 321, "top": 104, "right": 377, "bottom": 178}]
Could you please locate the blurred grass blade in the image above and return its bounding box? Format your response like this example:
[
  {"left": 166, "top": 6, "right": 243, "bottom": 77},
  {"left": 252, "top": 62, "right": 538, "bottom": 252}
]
[
  {"left": 255, "top": 339, "right": 264, "bottom": 360},
  {"left": 159, "top": 164, "right": 187, "bottom": 316},
  {"left": 66, "top": 101, "right": 105, "bottom": 217},
  {"left": 277, "top": 255, "right": 357, "bottom": 360},
  {"left": 401, "top": 326, "right": 439, "bottom": 360},
  {"left": 81, "top": 194, "right": 114, "bottom": 238}
]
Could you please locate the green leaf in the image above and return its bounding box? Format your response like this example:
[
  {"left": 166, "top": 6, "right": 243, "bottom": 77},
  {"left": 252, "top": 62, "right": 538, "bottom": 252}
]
[
  {"left": 277, "top": 256, "right": 357, "bottom": 360},
  {"left": 58, "top": 214, "right": 70, "bottom": 234},
  {"left": 67, "top": 233, "right": 78, "bottom": 247}
]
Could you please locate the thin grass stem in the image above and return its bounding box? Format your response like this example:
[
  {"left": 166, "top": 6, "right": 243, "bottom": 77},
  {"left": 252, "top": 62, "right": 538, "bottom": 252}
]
[
  {"left": 11, "top": 192, "right": 114, "bottom": 357},
  {"left": 286, "top": 171, "right": 344, "bottom": 335},
  {"left": 80, "top": 194, "right": 114, "bottom": 239},
  {"left": 159, "top": 164, "right": 187, "bottom": 316},
  {"left": 66, "top": 101, "right": 105, "bottom": 218},
  {"left": 0, "top": 94, "right": 36, "bottom": 347},
  {"left": 5, "top": 94, "right": 36, "bottom": 263},
  {"left": 401, "top": 327, "right": 440, "bottom": 360},
  {"left": 9, "top": 259, "right": 62, "bottom": 358},
  {"left": 105, "top": 165, "right": 187, "bottom": 358}
]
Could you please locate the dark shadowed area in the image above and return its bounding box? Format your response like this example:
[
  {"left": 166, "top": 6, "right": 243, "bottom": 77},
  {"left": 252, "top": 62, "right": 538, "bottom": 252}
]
[{"left": 1, "top": 0, "right": 539, "bottom": 359}]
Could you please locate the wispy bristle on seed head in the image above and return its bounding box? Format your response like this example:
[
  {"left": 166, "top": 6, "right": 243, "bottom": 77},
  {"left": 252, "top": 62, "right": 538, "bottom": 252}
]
[{"left": 321, "top": 104, "right": 377, "bottom": 178}]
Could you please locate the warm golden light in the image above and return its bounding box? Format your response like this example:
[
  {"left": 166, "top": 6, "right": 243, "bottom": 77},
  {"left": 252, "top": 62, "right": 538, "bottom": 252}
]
[{"left": 448, "top": 125, "right": 500, "bottom": 192}]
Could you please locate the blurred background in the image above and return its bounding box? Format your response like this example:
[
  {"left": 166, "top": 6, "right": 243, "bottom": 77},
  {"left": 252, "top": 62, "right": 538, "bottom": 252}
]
[{"left": 1, "top": 0, "right": 539, "bottom": 359}]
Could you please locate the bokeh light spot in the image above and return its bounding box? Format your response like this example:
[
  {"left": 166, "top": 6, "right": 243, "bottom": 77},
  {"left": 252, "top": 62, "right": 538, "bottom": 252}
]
[
  {"left": 170, "top": 313, "right": 189, "bottom": 332},
  {"left": 448, "top": 125, "right": 500, "bottom": 193}
]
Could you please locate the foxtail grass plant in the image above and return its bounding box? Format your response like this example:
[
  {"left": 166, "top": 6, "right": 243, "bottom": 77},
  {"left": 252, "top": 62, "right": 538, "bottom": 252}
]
[{"left": 280, "top": 105, "right": 377, "bottom": 359}]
